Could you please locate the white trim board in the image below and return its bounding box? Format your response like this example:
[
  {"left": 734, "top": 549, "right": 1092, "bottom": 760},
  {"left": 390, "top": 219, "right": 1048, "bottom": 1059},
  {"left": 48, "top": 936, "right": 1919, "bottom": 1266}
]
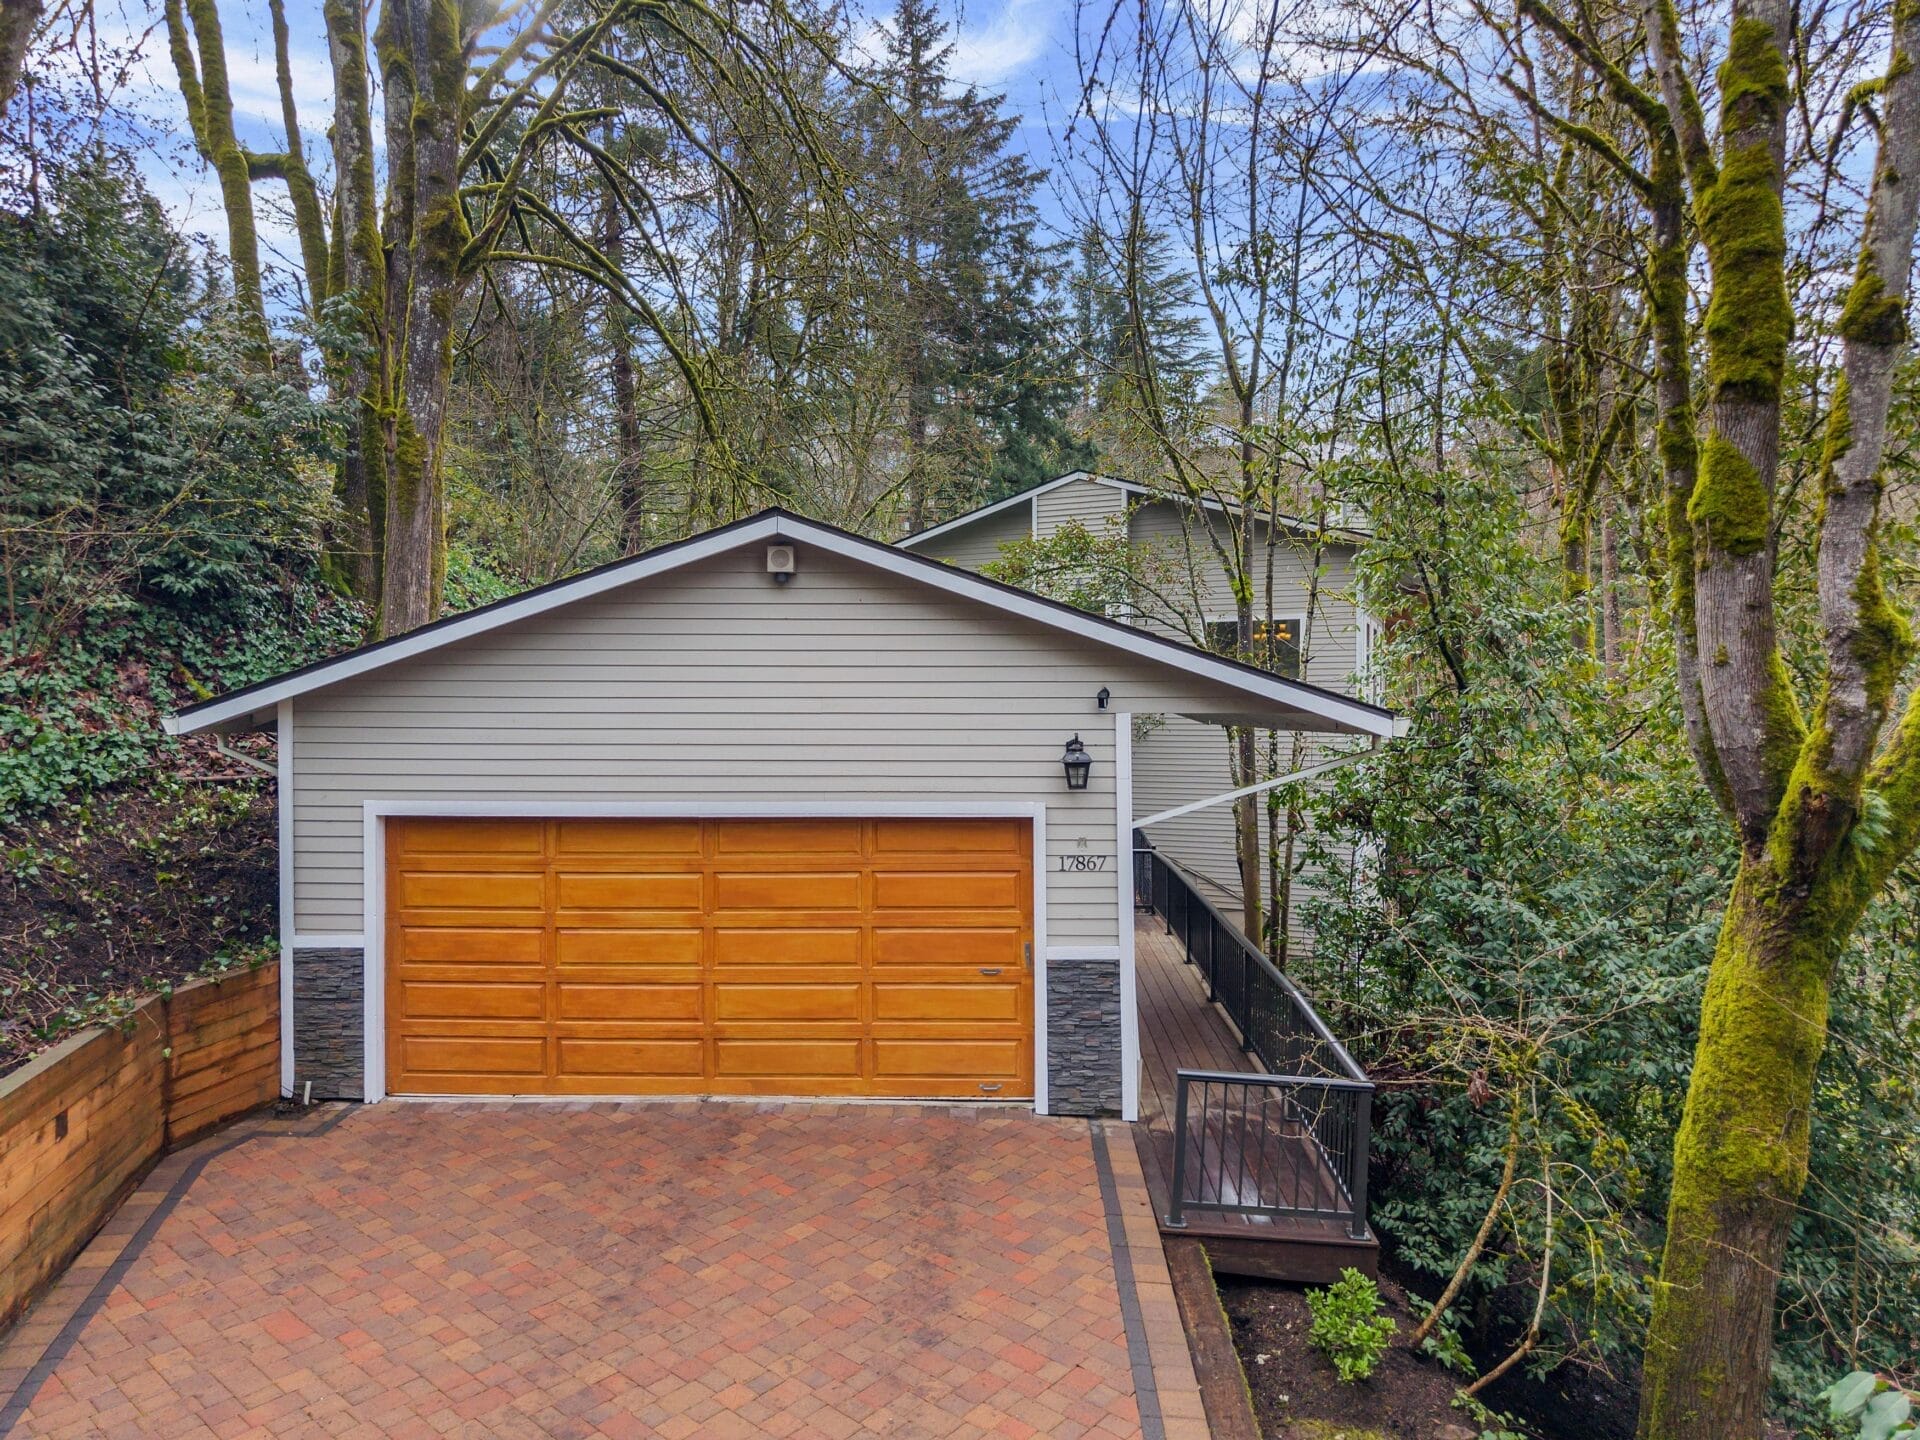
[
  {"left": 167, "top": 509, "right": 1402, "bottom": 740},
  {"left": 357, "top": 800, "right": 1054, "bottom": 1114},
  {"left": 276, "top": 700, "right": 294, "bottom": 1098},
  {"left": 1115, "top": 711, "right": 1139, "bottom": 1123}
]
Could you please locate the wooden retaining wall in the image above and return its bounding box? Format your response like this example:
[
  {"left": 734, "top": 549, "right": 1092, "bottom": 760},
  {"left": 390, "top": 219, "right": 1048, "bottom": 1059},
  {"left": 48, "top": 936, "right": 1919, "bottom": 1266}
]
[{"left": 0, "top": 963, "right": 279, "bottom": 1329}]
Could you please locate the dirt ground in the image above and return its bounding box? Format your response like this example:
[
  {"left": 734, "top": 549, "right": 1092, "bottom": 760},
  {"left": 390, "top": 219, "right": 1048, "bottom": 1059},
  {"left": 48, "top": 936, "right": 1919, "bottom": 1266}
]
[
  {"left": 0, "top": 775, "right": 276, "bottom": 1073},
  {"left": 1220, "top": 1274, "right": 1476, "bottom": 1440},
  {"left": 1219, "top": 1270, "right": 1645, "bottom": 1440}
]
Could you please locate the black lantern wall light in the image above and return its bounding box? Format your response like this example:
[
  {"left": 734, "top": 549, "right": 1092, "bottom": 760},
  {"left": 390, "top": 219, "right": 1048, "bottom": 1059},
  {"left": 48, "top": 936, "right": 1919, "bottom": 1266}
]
[{"left": 1061, "top": 735, "right": 1092, "bottom": 790}]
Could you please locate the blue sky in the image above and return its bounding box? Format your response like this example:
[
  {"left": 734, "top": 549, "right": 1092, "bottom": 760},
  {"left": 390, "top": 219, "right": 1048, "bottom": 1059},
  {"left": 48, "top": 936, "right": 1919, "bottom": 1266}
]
[{"left": 91, "top": 0, "right": 1084, "bottom": 270}]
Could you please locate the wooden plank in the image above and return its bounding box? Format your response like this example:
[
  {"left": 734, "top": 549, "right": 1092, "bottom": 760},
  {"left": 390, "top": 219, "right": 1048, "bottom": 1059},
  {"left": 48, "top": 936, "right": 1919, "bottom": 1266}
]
[
  {"left": 0, "top": 961, "right": 280, "bottom": 1328},
  {"left": 1164, "top": 1238, "right": 1261, "bottom": 1440}
]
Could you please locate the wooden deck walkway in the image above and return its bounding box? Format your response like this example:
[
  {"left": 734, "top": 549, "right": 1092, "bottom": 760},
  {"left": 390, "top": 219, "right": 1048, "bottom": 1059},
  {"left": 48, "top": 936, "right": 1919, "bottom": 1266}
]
[{"left": 1131, "top": 914, "right": 1379, "bottom": 1282}]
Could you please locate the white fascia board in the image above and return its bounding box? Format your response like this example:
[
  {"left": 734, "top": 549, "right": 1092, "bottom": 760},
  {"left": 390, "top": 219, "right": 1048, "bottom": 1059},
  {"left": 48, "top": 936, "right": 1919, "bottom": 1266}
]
[
  {"left": 896, "top": 472, "right": 1092, "bottom": 550},
  {"left": 169, "top": 510, "right": 1401, "bottom": 740}
]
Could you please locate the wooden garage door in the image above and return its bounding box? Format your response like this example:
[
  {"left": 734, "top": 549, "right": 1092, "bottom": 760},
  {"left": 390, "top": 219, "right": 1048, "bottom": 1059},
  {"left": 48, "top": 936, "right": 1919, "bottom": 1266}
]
[{"left": 384, "top": 817, "right": 1034, "bottom": 1097}]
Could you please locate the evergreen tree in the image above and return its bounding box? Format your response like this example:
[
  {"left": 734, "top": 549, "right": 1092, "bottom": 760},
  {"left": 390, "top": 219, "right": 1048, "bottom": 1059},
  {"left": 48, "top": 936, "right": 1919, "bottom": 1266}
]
[
  {"left": 1067, "top": 218, "right": 1209, "bottom": 475},
  {"left": 865, "top": 0, "right": 1086, "bottom": 524}
]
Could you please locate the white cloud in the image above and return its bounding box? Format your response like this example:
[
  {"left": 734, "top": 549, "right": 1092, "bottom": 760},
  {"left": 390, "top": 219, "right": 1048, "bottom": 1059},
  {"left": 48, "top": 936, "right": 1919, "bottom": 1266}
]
[{"left": 947, "top": 0, "right": 1053, "bottom": 86}]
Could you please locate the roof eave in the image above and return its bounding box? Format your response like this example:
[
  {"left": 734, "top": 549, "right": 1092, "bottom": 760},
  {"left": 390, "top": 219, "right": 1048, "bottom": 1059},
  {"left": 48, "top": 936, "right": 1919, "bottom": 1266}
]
[{"left": 168, "top": 510, "right": 1402, "bottom": 741}]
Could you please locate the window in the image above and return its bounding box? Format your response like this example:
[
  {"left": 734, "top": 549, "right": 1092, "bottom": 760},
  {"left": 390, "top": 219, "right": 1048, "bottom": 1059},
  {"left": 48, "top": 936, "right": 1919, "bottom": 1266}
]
[{"left": 1206, "top": 615, "right": 1303, "bottom": 678}]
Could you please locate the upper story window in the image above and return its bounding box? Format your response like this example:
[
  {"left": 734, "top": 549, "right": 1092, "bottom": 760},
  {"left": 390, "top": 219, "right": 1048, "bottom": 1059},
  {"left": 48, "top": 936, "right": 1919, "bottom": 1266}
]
[{"left": 1206, "top": 616, "right": 1304, "bottom": 679}]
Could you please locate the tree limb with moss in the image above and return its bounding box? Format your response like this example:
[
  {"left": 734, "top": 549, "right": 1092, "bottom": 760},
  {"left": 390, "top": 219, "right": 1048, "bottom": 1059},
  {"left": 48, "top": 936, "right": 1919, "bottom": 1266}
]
[{"left": 1509, "top": 0, "right": 1920, "bottom": 1432}]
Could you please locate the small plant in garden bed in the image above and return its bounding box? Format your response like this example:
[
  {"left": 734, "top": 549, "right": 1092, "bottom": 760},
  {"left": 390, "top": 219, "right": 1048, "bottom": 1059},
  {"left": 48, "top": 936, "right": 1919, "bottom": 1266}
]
[{"left": 1306, "top": 1268, "right": 1398, "bottom": 1382}]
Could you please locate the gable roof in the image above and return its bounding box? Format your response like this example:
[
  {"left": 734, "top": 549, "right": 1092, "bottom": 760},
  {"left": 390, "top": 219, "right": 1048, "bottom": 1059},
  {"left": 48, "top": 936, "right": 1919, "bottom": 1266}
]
[
  {"left": 896, "top": 471, "right": 1370, "bottom": 551},
  {"left": 166, "top": 509, "right": 1403, "bottom": 738}
]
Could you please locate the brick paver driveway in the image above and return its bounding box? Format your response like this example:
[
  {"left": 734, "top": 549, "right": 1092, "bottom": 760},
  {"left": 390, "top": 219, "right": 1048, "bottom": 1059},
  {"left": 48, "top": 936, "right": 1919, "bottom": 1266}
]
[{"left": 7, "top": 1102, "right": 1174, "bottom": 1439}]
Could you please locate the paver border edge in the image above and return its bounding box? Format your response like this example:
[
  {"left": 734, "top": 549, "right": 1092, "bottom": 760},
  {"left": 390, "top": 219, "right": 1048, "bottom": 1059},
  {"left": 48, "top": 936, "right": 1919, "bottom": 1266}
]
[
  {"left": 1091, "top": 1118, "right": 1169, "bottom": 1440},
  {"left": 0, "top": 1103, "right": 358, "bottom": 1437}
]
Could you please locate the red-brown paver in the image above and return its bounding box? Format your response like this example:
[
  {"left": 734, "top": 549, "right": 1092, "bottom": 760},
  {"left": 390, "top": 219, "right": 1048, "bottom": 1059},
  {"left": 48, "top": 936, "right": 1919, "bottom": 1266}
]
[{"left": 10, "top": 1102, "right": 1157, "bottom": 1439}]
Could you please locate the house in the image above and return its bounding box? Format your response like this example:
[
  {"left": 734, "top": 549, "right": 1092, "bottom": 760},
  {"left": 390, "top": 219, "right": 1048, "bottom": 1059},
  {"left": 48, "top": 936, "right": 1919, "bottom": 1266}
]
[
  {"left": 900, "top": 472, "right": 1379, "bottom": 950},
  {"left": 165, "top": 509, "right": 1398, "bottom": 1122}
]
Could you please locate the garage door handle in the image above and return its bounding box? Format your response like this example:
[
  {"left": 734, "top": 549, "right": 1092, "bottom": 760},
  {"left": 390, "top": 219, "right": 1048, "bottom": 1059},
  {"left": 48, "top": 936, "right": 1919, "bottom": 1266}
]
[
  {"left": 978, "top": 967, "right": 1002, "bottom": 976},
  {"left": 978, "top": 1083, "right": 1003, "bottom": 1093}
]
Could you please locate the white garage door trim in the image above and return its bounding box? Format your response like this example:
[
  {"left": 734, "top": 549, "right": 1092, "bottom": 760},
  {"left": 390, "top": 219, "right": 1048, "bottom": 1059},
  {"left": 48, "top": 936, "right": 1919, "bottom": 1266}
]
[{"left": 358, "top": 800, "right": 1052, "bottom": 1110}]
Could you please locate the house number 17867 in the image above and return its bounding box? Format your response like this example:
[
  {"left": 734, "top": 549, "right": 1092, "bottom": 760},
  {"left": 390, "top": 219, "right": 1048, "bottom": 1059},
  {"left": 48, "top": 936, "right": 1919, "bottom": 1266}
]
[{"left": 1057, "top": 854, "right": 1112, "bottom": 872}]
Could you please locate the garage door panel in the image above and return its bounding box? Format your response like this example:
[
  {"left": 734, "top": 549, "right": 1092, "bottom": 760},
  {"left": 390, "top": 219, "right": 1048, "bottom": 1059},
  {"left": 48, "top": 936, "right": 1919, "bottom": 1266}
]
[
  {"left": 874, "top": 817, "right": 1024, "bottom": 855},
  {"left": 554, "top": 819, "right": 701, "bottom": 856},
  {"left": 387, "top": 817, "right": 1032, "bottom": 1098},
  {"left": 394, "top": 819, "right": 545, "bottom": 856},
  {"left": 871, "top": 927, "right": 1023, "bottom": 967},
  {"left": 557, "top": 1038, "right": 704, "bottom": 1077},
  {"left": 400, "top": 872, "right": 546, "bottom": 910},
  {"left": 712, "top": 871, "right": 861, "bottom": 911},
  {"left": 714, "top": 982, "right": 861, "bottom": 1021},
  {"left": 399, "top": 980, "right": 546, "bottom": 1021},
  {"left": 875, "top": 1039, "right": 1025, "bottom": 1080},
  {"left": 554, "top": 872, "right": 703, "bottom": 910},
  {"left": 401, "top": 1035, "right": 546, "bottom": 1079},
  {"left": 716, "top": 1038, "right": 862, "bottom": 1078},
  {"left": 710, "top": 818, "right": 862, "bottom": 855},
  {"left": 555, "top": 928, "right": 703, "bottom": 966},
  {"left": 711, "top": 928, "right": 860, "bottom": 967},
  {"left": 397, "top": 928, "right": 543, "bottom": 964},
  {"left": 873, "top": 871, "right": 1023, "bottom": 911},
  {"left": 556, "top": 982, "right": 702, "bottom": 1021},
  {"left": 873, "top": 981, "right": 1022, "bottom": 1023}
]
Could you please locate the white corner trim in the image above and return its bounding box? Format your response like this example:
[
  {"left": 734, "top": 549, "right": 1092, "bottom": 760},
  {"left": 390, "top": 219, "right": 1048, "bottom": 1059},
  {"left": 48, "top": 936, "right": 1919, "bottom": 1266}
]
[
  {"left": 276, "top": 700, "right": 294, "bottom": 1098},
  {"left": 169, "top": 511, "right": 1400, "bottom": 740},
  {"left": 358, "top": 799, "right": 1055, "bottom": 1115},
  {"left": 1032, "top": 806, "right": 1049, "bottom": 1117},
  {"left": 1115, "top": 712, "right": 1139, "bottom": 1123},
  {"left": 363, "top": 810, "right": 386, "bottom": 1102}
]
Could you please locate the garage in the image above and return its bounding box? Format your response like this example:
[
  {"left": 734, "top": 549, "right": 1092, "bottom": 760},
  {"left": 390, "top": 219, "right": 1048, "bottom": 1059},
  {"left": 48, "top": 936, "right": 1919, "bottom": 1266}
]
[
  {"left": 384, "top": 815, "right": 1034, "bottom": 1097},
  {"left": 165, "top": 509, "right": 1400, "bottom": 1115}
]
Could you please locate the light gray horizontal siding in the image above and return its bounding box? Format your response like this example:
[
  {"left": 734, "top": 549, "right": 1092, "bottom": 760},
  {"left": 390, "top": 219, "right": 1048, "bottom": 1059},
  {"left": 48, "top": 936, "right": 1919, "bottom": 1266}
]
[
  {"left": 1128, "top": 501, "right": 1364, "bottom": 694},
  {"left": 290, "top": 544, "right": 1271, "bottom": 946},
  {"left": 1035, "top": 477, "right": 1126, "bottom": 538},
  {"left": 906, "top": 501, "right": 1031, "bottom": 570},
  {"left": 1133, "top": 716, "right": 1353, "bottom": 954}
]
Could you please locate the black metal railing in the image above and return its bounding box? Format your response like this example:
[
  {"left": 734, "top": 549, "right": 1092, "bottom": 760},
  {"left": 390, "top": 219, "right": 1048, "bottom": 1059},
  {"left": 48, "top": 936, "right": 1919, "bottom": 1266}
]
[{"left": 1136, "top": 837, "right": 1373, "bottom": 1239}]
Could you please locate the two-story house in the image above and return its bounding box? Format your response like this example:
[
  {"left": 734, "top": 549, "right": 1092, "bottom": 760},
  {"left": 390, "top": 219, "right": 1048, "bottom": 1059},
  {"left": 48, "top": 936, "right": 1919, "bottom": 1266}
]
[{"left": 901, "top": 471, "right": 1379, "bottom": 956}]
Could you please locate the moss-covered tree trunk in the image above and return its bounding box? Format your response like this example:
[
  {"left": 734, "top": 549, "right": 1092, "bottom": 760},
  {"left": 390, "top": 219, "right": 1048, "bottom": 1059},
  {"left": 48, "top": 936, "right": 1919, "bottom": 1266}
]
[
  {"left": 1630, "top": 0, "right": 1920, "bottom": 1433},
  {"left": 164, "top": 0, "right": 268, "bottom": 342},
  {"left": 322, "top": 0, "right": 387, "bottom": 604},
  {"left": 1518, "top": 0, "right": 1920, "bottom": 1426},
  {"left": 373, "top": 0, "right": 469, "bottom": 635}
]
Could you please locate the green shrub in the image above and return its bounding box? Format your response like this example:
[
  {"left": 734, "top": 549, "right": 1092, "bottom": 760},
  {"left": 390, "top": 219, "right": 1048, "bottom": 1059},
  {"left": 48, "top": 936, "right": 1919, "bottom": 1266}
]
[
  {"left": 1822, "top": 1372, "right": 1915, "bottom": 1440},
  {"left": 1305, "top": 1269, "right": 1397, "bottom": 1382}
]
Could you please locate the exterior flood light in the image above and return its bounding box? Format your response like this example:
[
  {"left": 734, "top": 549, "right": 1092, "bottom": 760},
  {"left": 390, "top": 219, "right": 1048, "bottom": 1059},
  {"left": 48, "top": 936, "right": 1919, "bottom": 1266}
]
[
  {"left": 1061, "top": 734, "right": 1092, "bottom": 790},
  {"left": 767, "top": 543, "right": 797, "bottom": 584}
]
